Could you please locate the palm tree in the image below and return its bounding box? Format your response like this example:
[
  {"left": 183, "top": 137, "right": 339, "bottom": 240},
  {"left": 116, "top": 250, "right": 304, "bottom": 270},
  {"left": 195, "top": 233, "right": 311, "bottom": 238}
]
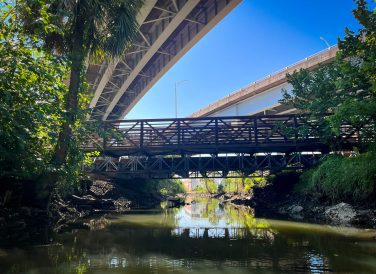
[
  {"left": 15, "top": 1, "right": 143, "bottom": 209},
  {"left": 17, "top": 0, "right": 143, "bottom": 166}
]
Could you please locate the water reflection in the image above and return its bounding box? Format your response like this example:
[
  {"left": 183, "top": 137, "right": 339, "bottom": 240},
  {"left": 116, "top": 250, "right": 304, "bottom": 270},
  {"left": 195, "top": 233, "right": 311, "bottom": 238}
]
[
  {"left": 0, "top": 197, "right": 375, "bottom": 273},
  {"left": 171, "top": 198, "right": 274, "bottom": 241}
]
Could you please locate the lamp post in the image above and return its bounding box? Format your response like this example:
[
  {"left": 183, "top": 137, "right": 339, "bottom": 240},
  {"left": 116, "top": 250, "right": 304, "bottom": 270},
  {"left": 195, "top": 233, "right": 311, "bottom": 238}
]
[
  {"left": 175, "top": 80, "right": 188, "bottom": 118},
  {"left": 320, "top": 36, "right": 331, "bottom": 48}
]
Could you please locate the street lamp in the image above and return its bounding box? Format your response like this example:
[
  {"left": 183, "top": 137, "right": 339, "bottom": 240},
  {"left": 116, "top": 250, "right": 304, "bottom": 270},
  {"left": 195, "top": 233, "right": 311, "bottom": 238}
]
[
  {"left": 175, "top": 80, "right": 188, "bottom": 118},
  {"left": 320, "top": 36, "right": 331, "bottom": 48}
]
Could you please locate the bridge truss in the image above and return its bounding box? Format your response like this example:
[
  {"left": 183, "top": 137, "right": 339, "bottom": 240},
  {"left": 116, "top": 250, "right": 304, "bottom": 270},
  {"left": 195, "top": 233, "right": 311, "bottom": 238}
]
[
  {"left": 87, "top": 153, "right": 325, "bottom": 179},
  {"left": 84, "top": 114, "right": 358, "bottom": 178}
]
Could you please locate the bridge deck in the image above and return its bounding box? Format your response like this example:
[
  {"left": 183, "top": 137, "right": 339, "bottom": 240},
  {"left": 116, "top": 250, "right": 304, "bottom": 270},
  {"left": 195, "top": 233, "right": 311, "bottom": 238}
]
[{"left": 84, "top": 114, "right": 358, "bottom": 157}]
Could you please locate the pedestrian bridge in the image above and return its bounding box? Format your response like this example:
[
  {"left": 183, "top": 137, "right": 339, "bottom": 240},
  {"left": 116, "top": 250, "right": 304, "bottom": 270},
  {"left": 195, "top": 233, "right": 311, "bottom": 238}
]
[{"left": 84, "top": 114, "right": 358, "bottom": 178}]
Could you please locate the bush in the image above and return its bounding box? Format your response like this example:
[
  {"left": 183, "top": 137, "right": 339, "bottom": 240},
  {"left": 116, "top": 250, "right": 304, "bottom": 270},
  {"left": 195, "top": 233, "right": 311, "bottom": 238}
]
[
  {"left": 156, "top": 179, "right": 185, "bottom": 196},
  {"left": 132, "top": 179, "right": 185, "bottom": 196},
  {"left": 296, "top": 150, "right": 376, "bottom": 202}
]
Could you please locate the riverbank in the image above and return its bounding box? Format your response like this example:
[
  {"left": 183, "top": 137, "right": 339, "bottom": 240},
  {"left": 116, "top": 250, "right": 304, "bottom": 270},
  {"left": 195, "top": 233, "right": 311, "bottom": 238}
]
[
  {"left": 218, "top": 173, "right": 376, "bottom": 228},
  {"left": 2, "top": 173, "right": 375, "bottom": 244},
  {"left": 0, "top": 176, "right": 169, "bottom": 241}
]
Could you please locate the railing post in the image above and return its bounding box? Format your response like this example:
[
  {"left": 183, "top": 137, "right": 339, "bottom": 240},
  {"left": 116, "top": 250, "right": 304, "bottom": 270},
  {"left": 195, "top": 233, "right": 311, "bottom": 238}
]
[
  {"left": 140, "top": 121, "right": 144, "bottom": 150},
  {"left": 177, "top": 119, "right": 181, "bottom": 147},
  {"left": 215, "top": 118, "right": 219, "bottom": 149},
  {"left": 254, "top": 117, "right": 258, "bottom": 146},
  {"left": 293, "top": 115, "right": 298, "bottom": 143},
  {"left": 248, "top": 117, "right": 252, "bottom": 143}
]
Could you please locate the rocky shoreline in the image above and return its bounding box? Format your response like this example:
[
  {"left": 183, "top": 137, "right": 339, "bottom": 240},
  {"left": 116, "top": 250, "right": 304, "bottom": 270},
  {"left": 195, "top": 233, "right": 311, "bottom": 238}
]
[{"left": 220, "top": 181, "right": 376, "bottom": 228}]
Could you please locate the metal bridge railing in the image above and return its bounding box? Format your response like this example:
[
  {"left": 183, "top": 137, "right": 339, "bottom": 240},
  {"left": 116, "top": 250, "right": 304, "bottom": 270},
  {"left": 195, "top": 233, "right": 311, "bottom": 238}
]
[{"left": 83, "top": 114, "right": 359, "bottom": 157}]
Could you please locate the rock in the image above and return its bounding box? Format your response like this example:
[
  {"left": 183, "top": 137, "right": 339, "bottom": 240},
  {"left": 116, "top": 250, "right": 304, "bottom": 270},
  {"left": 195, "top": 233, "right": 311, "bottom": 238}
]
[
  {"left": 83, "top": 217, "right": 110, "bottom": 230},
  {"left": 113, "top": 197, "right": 131, "bottom": 211},
  {"left": 89, "top": 180, "right": 114, "bottom": 197},
  {"left": 325, "top": 202, "right": 357, "bottom": 225},
  {"left": 288, "top": 205, "right": 304, "bottom": 214},
  {"left": 286, "top": 205, "right": 304, "bottom": 219},
  {"left": 71, "top": 195, "right": 97, "bottom": 205},
  {"left": 312, "top": 206, "right": 324, "bottom": 213},
  {"left": 71, "top": 195, "right": 114, "bottom": 209}
]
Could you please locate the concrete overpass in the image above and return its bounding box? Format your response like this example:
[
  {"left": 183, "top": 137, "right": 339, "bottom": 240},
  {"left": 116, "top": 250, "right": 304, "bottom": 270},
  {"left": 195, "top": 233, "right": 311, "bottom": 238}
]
[
  {"left": 86, "top": 0, "right": 241, "bottom": 121},
  {"left": 191, "top": 46, "right": 338, "bottom": 118}
]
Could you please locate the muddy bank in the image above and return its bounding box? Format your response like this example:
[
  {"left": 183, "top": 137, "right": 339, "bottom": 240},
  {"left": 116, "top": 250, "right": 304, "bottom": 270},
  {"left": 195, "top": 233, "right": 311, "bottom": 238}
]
[{"left": 221, "top": 173, "right": 376, "bottom": 228}]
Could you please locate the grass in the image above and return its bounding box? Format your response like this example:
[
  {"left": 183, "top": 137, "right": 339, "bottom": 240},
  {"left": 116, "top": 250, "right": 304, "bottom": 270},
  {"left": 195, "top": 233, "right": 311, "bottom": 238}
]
[{"left": 296, "top": 149, "right": 376, "bottom": 202}]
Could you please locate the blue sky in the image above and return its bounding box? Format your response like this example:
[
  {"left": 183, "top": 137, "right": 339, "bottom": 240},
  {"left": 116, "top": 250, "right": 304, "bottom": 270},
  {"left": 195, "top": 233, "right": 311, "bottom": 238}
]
[{"left": 127, "top": 0, "right": 364, "bottom": 119}]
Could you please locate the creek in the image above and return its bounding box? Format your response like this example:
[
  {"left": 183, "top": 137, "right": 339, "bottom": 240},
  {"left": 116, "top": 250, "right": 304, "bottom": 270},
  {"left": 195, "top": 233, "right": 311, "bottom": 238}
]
[{"left": 0, "top": 197, "right": 375, "bottom": 273}]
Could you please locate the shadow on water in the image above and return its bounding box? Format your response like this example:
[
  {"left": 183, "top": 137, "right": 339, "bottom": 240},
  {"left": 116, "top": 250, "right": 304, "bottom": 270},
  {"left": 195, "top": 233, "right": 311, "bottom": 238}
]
[{"left": 0, "top": 198, "right": 375, "bottom": 273}]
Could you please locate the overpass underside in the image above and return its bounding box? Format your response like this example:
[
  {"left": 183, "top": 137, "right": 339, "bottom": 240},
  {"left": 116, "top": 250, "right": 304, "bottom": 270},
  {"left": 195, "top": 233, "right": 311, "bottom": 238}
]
[
  {"left": 84, "top": 114, "right": 358, "bottom": 179},
  {"left": 86, "top": 0, "right": 241, "bottom": 121}
]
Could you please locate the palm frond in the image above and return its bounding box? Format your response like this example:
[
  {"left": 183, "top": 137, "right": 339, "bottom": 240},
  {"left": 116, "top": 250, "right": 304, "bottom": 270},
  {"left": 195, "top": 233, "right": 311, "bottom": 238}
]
[{"left": 103, "top": 0, "right": 143, "bottom": 58}]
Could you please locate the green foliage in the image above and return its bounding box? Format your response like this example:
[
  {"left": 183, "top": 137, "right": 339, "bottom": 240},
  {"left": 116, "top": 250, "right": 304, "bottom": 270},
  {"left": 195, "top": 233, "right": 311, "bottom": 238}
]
[
  {"left": 217, "top": 183, "right": 225, "bottom": 193},
  {"left": 223, "top": 178, "right": 239, "bottom": 193},
  {"left": 203, "top": 178, "right": 218, "bottom": 194},
  {"left": 338, "top": 0, "right": 376, "bottom": 94},
  {"left": 157, "top": 179, "right": 186, "bottom": 196},
  {"left": 15, "top": 0, "right": 144, "bottom": 59},
  {"left": 280, "top": 0, "right": 376, "bottom": 148},
  {"left": 56, "top": 71, "right": 96, "bottom": 195},
  {"left": 223, "top": 176, "right": 267, "bottom": 193},
  {"left": 296, "top": 150, "right": 376, "bottom": 202},
  {"left": 250, "top": 176, "right": 268, "bottom": 189},
  {"left": 75, "top": 264, "right": 88, "bottom": 274},
  {"left": 194, "top": 179, "right": 218, "bottom": 194},
  {"left": 0, "top": 3, "right": 67, "bottom": 178},
  {"left": 0, "top": 3, "right": 100, "bottom": 195},
  {"left": 281, "top": 1, "right": 376, "bottom": 203},
  {"left": 281, "top": 63, "right": 343, "bottom": 115},
  {"left": 8, "top": 0, "right": 144, "bottom": 198},
  {"left": 140, "top": 179, "right": 185, "bottom": 196}
]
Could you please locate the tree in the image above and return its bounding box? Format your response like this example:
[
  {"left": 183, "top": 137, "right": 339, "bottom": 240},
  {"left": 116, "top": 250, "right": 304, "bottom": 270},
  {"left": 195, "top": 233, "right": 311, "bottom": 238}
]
[
  {"left": 0, "top": 4, "right": 68, "bottom": 179},
  {"left": 282, "top": 0, "right": 376, "bottom": 202},
  {"left": 14, "top": 0, "right": 143, "bottom": 186},
  {"left": 280, "top": 0, "right": 376, "bottom": 148},
  {"left": 331, "top": 0, "right": 376, "bottom": 144},
  {"left": 203, "top": 178, "right": 218, "bottom": 194}
]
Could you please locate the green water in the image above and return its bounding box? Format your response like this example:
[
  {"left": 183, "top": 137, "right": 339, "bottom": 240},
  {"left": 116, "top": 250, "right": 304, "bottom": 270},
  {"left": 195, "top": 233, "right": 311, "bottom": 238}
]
[{"left": 1, "top": 198, "right": 376, "bottom": 273}]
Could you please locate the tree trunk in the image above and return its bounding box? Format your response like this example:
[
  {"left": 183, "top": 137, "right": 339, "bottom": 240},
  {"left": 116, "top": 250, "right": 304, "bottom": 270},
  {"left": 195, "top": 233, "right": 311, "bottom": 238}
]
[
  {"left": 52, "top": 53, "right": 84, "bottom": 166},
  {"left": 52, "top": 11, "right": 85, "bottom": 168},
  {"left": 42, "top": 10, "right": 85, "bottom": 211},
  {"left": 204, "top": 179, "right": 213, "bottom": 194}
]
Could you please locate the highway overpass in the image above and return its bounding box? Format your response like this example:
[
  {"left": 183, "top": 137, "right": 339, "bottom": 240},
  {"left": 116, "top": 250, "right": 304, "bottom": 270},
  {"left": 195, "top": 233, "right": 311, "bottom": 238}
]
[
  {"left": 191, "top": 46, "right": 338, "bottom": 117},
  {"left": 86, "top": 0, "right": 241, "bottom": 121}
]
